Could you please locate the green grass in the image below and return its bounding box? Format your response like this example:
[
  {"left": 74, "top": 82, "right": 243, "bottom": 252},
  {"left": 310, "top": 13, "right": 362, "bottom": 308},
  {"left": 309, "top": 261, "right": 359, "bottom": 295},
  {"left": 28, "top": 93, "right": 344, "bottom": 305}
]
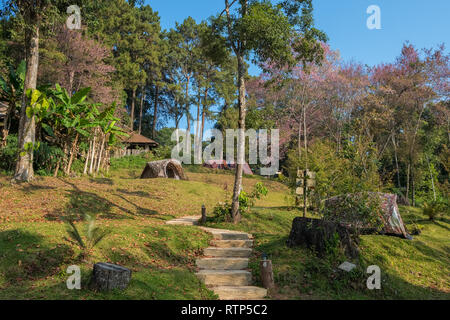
[
  {"left": 204, "top": 206, "right": 450, "bottom": 300},
  {"left": 0, "top": 163, "right": 448, "bottom": 300}
]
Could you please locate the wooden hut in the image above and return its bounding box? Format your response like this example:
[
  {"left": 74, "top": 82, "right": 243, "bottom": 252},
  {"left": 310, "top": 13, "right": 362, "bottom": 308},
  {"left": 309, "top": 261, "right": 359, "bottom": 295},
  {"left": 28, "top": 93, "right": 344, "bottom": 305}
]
[{"left": 116, "top": 132, "right": 159, "bottom": 157}]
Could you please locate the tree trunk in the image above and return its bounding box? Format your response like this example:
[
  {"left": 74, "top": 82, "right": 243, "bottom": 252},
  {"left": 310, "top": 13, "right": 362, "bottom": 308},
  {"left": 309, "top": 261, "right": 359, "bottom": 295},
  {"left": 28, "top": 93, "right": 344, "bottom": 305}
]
[
  {"left": 54, "top": 159, "right": 60, "bottom": 178},
  {"left": 96, "top": 135, "right": 105, "bottom": 173},
  {"left": 13, "top": 24, "right": 40, "bottom": 183},
  {"left": 411, "top": 167, "right": 416, "bottom": 207},
  {"left": 231, "top": 55, "right": 247, "bottom": 224},
  {"left": 185, "top": 77, "right": 191, "bottom": 154},
  {"left": 130, "top": 88, "right": 136, "bottom": 131},
  {"left": 138, "top": 86, "right": 145, "bottom": 135},
  {"left": 392, "top": 135, "right": 401, "bottom": 189},
  {"left": 303, "top": 105, "right": 308, "bottom": 218},
  {"left": 426, "top": 155, "right": 437, "bottom": 202},
  {"left": 406, "top": 162, "right": 411, "bottom": 204},
  {"left": 89, "top": 132, "right": 97, "bottom": 175},
  {"left": 83, "top": 140, "right": 91, "bottom": 175},
  {"left": 194, "top": 92, "right": 202, "bottom": 163},
  {"left": 152, "top": 85, "right": 159, "bottom": 139},
  {"left": 201, "top": 88, "right": 208, "bottom": 144},
  {"left": 66, "top": 133, "right": 79, "bottom": 176}
]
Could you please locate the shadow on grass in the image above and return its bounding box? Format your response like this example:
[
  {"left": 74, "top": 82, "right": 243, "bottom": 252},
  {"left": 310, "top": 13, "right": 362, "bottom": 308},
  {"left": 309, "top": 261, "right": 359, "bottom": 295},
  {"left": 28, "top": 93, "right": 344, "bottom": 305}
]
[
  {"left": 252, "top": 233, "right": 450, "bottom": 300},
  {"left": 89, "top": 178, "right": 114, "bottom": 186},
  {"left": 116, "top": 189, "right": 151, "bottom": 198},
  {"left": 114, "top": 194, "right": 158, "bottom": 216},
  {"left": 18, "top": 184, "right": 57, "bottom": 194},
  {"left": 0, "top": 229, "right": 74, "bottom": 288},
  {"left": 44, "top": 179, "right": 159, "bottom": 221}
]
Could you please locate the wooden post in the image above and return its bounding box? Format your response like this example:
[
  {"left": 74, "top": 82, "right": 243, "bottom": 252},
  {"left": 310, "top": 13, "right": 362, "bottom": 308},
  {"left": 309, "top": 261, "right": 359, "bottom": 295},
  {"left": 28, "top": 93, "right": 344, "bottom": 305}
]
[
  {"left": 260, "top": 256, "right": 275, "bottom": 290},
  {"left": 303, "top": 170, "right": 307, "bottom": 218},
  {"left": 201, "top": 205, "right": 207, "bottom": 225}
]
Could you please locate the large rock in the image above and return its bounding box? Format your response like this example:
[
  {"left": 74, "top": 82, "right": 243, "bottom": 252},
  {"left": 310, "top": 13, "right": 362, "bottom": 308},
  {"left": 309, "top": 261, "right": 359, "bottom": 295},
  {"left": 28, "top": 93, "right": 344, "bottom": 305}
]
[
  {"left": 90, "top": 263, "right": 132, "bottom": 291},
  {"left": 286, "top": 217, "right": 359, "bottom": 259}
]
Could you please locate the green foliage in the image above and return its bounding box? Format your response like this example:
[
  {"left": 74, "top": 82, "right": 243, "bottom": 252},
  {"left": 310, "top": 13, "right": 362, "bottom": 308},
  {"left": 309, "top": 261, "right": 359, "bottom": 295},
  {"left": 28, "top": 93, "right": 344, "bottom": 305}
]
[
  {"left": 212, "top": 182, "right": 269, "bottom": 221},
  {"left": 212, "top": 201, "right": 233, "bottom": 223},
  {"left": 240, "top": 182, "right": 269, "bottom": 213},
  {"left": 109, "top": 148, "right": 169, "bottom": 171},
  {"left": 64, "top": 214, "right": 110, "bottom": 258},
  {"left": 321, "top": 192, "right": 385, "bottom": 235},
  {"left": 33, "top": 141, "right": 64, "bottom": 176},
  {"left": 422, "top": 201, "right": 448, "bottom": 221},
  {"left": 286, "top": 141, "right": 382, "bottom": 207},
  {"left": 0, "top": 134, "right": 18, "bottom": 173},
  {"left": 0, "top": 59, "right": 25, "bottom": 109}
]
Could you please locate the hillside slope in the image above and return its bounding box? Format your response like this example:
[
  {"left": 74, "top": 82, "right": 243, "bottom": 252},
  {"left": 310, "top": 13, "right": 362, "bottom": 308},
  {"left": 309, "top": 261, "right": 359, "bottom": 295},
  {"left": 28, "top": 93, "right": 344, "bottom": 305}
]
[{"left": 0, "top": 169, "right": 448, "bottom": 300}]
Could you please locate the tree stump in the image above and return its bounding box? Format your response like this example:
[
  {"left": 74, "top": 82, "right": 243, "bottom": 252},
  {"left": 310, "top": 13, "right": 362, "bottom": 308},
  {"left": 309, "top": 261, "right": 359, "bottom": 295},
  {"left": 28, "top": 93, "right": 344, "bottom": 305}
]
[
  {"left": 287, "top": 217, "right": 360, "bottom": 259},
  {"left": 90, "top": 263, "right": 132, "bottom": 291}
]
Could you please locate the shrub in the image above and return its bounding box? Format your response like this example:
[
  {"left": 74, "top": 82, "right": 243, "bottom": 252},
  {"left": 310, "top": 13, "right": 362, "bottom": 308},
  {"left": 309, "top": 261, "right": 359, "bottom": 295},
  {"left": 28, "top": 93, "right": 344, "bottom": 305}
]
[
  {"left": 0, "top": 134, "right": 18, "bottom": 173},
  {"left": 321, "top": 192, "right": 385, "bottom": 235},
  {"left": 64, "top": 214, "right": 110, "bottom": 259},
  {"left": 212, "top": 182, "right": 269, "bottom": 221},
  {"left": 33, "top": 141, "right": 64, "bottom": 176},
  {"left": 285, "top": 141, "right": 382, "bottom": 209},
  {"left": 423, "top": 201, "right": 447, "bottom": 221}
]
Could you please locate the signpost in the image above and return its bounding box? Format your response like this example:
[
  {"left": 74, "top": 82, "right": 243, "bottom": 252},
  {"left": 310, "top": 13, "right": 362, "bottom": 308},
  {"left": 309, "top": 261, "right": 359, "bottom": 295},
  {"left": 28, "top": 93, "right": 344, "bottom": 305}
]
[{"left": 296, "top": 169, "right": 316, "bottom": 217}]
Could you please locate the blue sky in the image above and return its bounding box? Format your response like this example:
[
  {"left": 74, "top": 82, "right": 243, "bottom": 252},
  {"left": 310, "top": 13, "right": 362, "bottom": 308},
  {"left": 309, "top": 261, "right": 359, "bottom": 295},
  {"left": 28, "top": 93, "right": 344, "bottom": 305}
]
[{"left": 145, "top": 0, "right": 449, "bottom": 131}]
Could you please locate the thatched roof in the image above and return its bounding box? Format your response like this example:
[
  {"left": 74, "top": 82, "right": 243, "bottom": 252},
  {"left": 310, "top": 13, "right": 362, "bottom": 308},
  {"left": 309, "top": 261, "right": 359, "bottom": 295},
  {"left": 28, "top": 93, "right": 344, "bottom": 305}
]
[{"left": 121, "top": 132, "right": 159, "bottom": 147}]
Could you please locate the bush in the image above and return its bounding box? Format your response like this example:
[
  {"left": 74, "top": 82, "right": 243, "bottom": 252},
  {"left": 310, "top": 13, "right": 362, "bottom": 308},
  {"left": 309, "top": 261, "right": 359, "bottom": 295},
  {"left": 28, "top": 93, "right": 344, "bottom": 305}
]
[
  {"left": 322, "top": 192, "right": 385, "bottom": 235},
  {"left": 212, "top": 182, "right": 269, "bottom": 221},
  {"left": 423, "top": 201, "right": 448, "bottom": 221},
  {"left": 33, "top": 141, "right": 64, "bottom": 176},
  {"left": 64, "top": 214, "right": 110, "bottom": 259},
  {"left": 0, "top": 134, "right": 18, "bottom": 173},
  {"left": 285, "top": 141, "right": 382, "bottom": 208}
]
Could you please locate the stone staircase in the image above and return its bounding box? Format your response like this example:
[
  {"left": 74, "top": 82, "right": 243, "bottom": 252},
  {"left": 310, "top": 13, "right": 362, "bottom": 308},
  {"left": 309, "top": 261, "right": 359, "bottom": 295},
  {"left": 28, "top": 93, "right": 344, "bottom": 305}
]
[
  {"left": 196, "top": 227, "right": 267, "bottom": 300},
  {"left": 165, "top": 217, "right": 267, "bottom": 300}
]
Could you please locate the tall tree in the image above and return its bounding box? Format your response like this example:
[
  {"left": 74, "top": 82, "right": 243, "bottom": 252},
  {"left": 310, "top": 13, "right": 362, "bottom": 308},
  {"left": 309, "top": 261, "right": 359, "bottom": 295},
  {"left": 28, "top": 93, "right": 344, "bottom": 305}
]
[
  {"left": 4, "top": 0, "right": 50, "bottom": 182},
  {"left": 209, "top": 0, "right": 326, "bottom": 223}
]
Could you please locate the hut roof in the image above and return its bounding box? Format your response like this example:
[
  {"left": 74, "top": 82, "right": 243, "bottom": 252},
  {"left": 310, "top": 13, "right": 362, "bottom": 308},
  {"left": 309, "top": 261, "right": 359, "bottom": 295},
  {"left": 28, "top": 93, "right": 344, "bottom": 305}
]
[{"left": 122, "top": 132, "right": 159, "bottom": 146}]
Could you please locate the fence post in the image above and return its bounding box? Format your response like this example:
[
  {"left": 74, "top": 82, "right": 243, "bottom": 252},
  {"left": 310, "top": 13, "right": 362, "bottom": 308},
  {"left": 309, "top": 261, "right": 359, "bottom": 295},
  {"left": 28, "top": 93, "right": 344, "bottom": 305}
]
[
  {"left": 260, "top": 254, "right": 275, "bottom": 290},
  {"left": 201, "top": 205, "right": 207, "bottom": 225}
]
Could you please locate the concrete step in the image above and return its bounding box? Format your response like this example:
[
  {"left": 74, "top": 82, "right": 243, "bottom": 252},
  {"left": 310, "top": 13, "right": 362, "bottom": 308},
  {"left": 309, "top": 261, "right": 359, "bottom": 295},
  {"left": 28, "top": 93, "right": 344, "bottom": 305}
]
[
  {"left": 196, "top": 270, "right": 252, "bottom": 286},
  {"left": 211, "top": 240, "right": 253, "bottom": 248},
  {"left": 200, "top": 227, "right": 251, "bottom": 240},
  {"left": 165, "top": 216, "right": 200, "bottom": 226},
  {"left": 213, "top": 286, "right": 268, "bottom": 300},
  {"left": 196, "top": 258, "right": 249, "bottom": 270},
  {"left": 213, "top": 232, "right": 250, "bottom": 241},
  {"left": 204, "top": 247, "right": 252, "bottom": 258}
]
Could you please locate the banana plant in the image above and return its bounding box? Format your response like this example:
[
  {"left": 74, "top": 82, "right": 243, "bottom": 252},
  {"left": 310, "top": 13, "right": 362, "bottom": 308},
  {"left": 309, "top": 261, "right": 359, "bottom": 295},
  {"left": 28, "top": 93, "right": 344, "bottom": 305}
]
[
  {"left": 19, "top": 88, "right": 52, "bottom": 157},
  {"left": 0, "top": 60, "right": 26, "bottom": 146}
]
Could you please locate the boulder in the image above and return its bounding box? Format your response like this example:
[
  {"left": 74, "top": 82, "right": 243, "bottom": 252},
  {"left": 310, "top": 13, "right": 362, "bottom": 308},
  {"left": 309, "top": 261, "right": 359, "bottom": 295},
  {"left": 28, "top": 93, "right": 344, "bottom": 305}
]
[{"left": 287, "top": 217, "right": 359, "bottom": 259}]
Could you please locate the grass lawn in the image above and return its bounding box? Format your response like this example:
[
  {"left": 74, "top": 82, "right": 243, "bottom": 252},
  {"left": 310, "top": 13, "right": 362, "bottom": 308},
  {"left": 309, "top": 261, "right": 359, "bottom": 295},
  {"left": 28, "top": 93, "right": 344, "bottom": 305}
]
[{"left": 0, "top": 166, "right": 448, "bottom": 300}]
